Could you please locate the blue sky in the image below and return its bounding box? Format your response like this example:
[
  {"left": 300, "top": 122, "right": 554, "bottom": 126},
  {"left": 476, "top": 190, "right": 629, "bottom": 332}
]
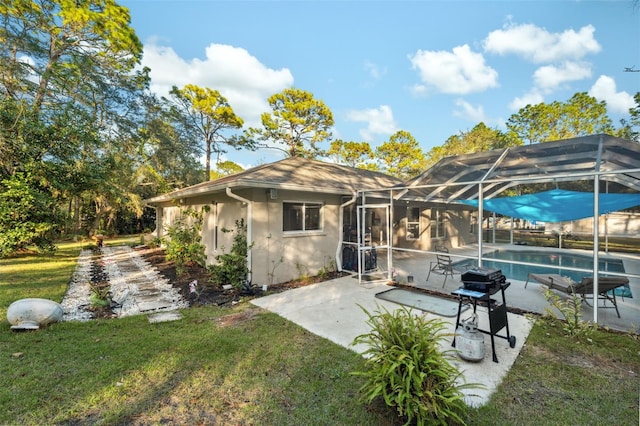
[{"left": 121, "top": 0, "right": 640, "bottom": 168}]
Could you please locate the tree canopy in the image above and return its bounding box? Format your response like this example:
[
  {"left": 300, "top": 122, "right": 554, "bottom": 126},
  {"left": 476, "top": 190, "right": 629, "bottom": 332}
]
[
  {"left": 245, "top": 88, "right": 334, "bottom": 158},
  {"left": 506, "top": 92, "right": 614, "bottom": 144},
  {"left": 326, "top": 139, "right": 377, "bottom": 170},
  {"left": 376, "top": 130, "right": 427, "bottom": 180},
  {"left": 169, "top": 84, "right": 246, "bottom": 181}
]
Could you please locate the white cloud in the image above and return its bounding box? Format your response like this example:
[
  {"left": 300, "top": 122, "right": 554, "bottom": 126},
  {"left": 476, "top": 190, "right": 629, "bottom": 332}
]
[
  {"left": 453, "top": 99, "right": 488, "bottom": 123},
  {"left": 483, "top": 23, "right": 601, "bottom": 63},
  {"left": 364, "top": 61, "right": 387, "bottom": 80},
  {"left": 140, "top": 41, "right": 294, "bottom": 127},
  {"left": 345, "top": 105, "right": 398, "bottom": 142},
  {"left": 533, "top": 61, "right": 592, "bottom": 92},
  {"left": 588, "top": 75, "right": 635, "bottom": 114},
  {"left": 509, "top": 89, "right": 544, "bottom": 111},
  {"left": 408, "top": 44, "right": 499, "bottom": 95}
]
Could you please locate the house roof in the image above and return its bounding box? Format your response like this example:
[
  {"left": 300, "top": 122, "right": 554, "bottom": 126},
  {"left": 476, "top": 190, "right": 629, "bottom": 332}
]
[
  {"left": 145, "top": 157, "right": 403, "bottom": 204},
  {"left": 396, "top": 134, "right": 640, "bottom": 203}
]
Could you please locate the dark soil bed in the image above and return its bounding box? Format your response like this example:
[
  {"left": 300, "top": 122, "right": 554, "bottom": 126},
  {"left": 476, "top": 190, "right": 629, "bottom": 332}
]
[{"left": 135, "top": 246, "right": 349, "bottom": 307}]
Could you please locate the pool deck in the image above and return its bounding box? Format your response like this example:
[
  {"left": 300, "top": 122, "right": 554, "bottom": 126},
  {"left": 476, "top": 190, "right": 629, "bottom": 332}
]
[{"left": 389, "top": 244, "right": 640, "bottom": 333}]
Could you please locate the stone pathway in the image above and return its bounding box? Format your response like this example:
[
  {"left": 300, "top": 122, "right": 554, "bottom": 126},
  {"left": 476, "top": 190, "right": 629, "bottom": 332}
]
[{"left": 61, "top": 245, "right": 187, "bottom": 322}]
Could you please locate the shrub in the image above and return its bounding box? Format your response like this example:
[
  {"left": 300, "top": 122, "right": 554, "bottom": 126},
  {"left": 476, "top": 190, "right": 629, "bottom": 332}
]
[
  {"left": 543, "top": 288, "right": 596, "bottom": 340},
  {"left": 208, "top": 219, "right": 252, "bottom": 289},
  {"left": 163, "top": 207, "right": 207, "bottom": 275},
  {"left": 0, "top": 172, "right": 58, "bottom": 257},
  {"left": 352, "top": 305, "right": 477, "bottom": 426}
]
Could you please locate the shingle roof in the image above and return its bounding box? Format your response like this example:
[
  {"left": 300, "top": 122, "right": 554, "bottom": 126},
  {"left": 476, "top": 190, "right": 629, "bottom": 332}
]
[{"left": 145, "top": 157, "right": 403, "bottom": 203}]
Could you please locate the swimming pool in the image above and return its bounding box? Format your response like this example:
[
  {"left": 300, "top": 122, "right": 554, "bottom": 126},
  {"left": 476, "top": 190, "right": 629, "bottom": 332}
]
[{"left": 453, "top": 249, "right": 625, "bottom": 283}]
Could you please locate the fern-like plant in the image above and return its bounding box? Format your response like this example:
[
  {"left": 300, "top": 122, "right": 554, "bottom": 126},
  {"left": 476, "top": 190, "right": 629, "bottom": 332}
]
[
  {"left": 543, "top": 288, "right": 596, "bottom": 340},
  {"left": 352, "top": 305, "right": 479, "bottom": 426}
]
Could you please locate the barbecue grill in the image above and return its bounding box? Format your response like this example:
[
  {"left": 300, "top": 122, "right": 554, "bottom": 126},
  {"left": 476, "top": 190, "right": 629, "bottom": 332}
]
[
  {"left": 461, "top": 267, "right": 506, "bottom": 294},
  {"left": 452, "top": 267, "right": 516, "bottom": 363}
]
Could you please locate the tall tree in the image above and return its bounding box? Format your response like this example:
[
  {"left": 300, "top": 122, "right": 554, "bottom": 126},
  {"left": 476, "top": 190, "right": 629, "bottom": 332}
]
[
  {"left": 0, "top": 0, "right": 150, "bottom": 247},
  {"left": 245, "top": 88, "right": 334, "bottom": 158},
  {"left": 0, "top": 0, "right": 143, "bottom": 113},
  {"left": 506, "top": 92, "right": 614, "bottom": 144},
  {"left": 626, "top": 92, "right": 640, "bottom": 141},
  {"left": 169, "top": 84, "right": 245, "bottom": 181},
  {"left": 326, "top": 139, "right": 376, "bottom": 169},
  {"left": 137, "top": 93, "right": 204, "bottom": 191},
  {"left": 375, "top": 130, "right": 427, "bottom": 180},
  {"left": 426, "top": 123, "right": 517, "bottom": 167}
]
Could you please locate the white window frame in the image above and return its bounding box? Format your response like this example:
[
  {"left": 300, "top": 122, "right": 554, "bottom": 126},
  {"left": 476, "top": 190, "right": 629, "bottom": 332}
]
[
  {"left": 430, "top": 207, "right": 446, "bottom": 239},
  {"left": 406, "top": 206, "right": 420, "bottom": 240},
  {"left": 283, "top": 201, "right": 324, "bottom": 234}
]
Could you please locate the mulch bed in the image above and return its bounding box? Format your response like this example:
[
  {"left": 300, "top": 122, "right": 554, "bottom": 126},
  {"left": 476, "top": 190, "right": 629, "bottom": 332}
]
[{"left": 135, "top": 246, "right": 349, "bottom": 307}]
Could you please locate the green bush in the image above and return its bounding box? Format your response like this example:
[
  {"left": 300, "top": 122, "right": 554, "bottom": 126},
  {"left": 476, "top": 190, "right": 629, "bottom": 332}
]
[
  {"left": 163, "top": 207, "right": 207, "bottom": 275},
  {"left": 352, "top": 305, "right": 477, "bottom": 426},
  {"left": 0, "top": 172, "right": 58, "bottom": 257},
  {"left": 543, "top": 288, "right": 596, "bottom": 340},
  {"left": 209, "top": 219, "right": 252, "bottom": 289}
]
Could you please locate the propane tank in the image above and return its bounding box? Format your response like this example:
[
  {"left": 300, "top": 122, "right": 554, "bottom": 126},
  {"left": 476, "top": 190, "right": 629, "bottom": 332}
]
[{"left": 456, "top": 314, "right": 485, "bottom": 362}]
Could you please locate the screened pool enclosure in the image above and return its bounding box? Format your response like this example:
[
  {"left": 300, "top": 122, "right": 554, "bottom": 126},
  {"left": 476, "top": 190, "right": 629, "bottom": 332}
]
[{"left": 347, "top": 134, "right": 640, "bottom": 323}]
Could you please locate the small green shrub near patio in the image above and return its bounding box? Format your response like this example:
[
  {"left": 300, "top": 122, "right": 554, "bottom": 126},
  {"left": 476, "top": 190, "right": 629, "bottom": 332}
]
[{"left": 352, "top": 305, "right": 479, "bottom": 425}]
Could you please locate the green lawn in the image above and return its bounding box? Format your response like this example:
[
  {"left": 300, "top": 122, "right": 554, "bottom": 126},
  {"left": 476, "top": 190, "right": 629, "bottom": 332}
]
[{"left": 1, "top": 240, "right": 638, "bottom": 425}]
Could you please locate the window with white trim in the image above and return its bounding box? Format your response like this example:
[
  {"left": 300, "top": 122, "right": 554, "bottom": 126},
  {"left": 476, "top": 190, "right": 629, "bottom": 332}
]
[
  {"left": 283, "top": 202, "right": 323, "bottom": 232},
  {"left": 406, "top": 207, "right": 420, "bottom": 240},
  {"left": 430, "top": 207, "right": 446, "bottom": 239}
]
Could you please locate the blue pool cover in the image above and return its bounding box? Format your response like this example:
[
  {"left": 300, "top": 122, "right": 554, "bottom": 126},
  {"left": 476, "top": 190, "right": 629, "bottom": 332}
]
[{"left": 457, "top": 189, "right": 640, "bottom": 222}]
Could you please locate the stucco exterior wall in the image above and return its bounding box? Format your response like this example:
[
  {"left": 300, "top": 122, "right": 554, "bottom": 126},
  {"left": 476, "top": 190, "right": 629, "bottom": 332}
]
[
  {"left": 249, "top": 188, "right": 342, "bottom": 286},
  {"left": 153, "top": 189, "right": 343, "bottom": 286}
]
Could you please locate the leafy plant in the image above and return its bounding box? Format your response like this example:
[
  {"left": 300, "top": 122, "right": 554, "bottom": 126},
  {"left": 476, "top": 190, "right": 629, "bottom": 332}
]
[
  {"left": 318, "top": 256, "right": 337, "bottom": 279},
  {"left": 209, "top": 219, "right": 253, "bottom": 289},
  {"left": 89, "top": 282, "right": 111, "bottom": 308},
  {"left": 352, "top": 305, "right": 478, "bottom": 426},
  {"left": 0, "top": 172, "right": 58, "bottom": 257},
  {"left": 147, "top": 236, "right": 163, "bottom": 248},
  {"left": 543, "top": 288, "right": 596, "bottom": 339},
  {"left": 267, "top": 256, "right": 284, "bottom": 286},
  {"left": 295, "top": 262, "right": 310, "bottom": 282},
  {"left": 163, "top": 207, "right": 208, "bottom": 275}
]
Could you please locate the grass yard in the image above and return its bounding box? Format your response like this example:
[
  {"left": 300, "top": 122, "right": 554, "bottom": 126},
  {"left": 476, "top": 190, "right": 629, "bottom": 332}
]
[{"left": 1, "top": 240, "right": 638, "bottom": 425}]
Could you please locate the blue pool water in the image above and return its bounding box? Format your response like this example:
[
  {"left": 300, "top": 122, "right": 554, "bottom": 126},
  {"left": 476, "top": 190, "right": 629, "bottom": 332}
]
[{"left": 453, "top": 250, "right": 625, "bottom": 283}]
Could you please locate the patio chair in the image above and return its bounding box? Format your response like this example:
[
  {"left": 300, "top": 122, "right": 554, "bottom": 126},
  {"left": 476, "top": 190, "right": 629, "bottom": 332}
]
[
  {"left": 426, "top": 245, "right": 457, "bottom": 287},
  {"left": 525, "top": 273, "right": 629, "bottom": 318}
]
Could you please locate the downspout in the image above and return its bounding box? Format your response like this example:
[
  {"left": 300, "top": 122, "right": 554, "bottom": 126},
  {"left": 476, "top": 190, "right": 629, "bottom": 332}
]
[
  {"left": 336, "top": 191, "right": 357, "bottom": 271},
  {"left": 226, "top": 187, "right": 253, "bottom": 284}
]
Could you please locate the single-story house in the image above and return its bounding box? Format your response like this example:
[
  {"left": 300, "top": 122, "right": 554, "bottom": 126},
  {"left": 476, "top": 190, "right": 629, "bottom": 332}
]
[{"left": 145, "top": 157, "right": 420, "bottom": 285}]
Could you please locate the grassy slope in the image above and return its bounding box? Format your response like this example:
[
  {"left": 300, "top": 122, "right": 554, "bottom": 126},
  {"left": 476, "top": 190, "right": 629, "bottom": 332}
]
[{"left": 1, "top": 240, "right": 638, "bottom": 425}]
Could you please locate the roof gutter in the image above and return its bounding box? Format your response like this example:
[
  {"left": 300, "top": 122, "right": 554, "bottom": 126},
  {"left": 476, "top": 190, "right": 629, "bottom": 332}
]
[
  {"left": 335, "top": 192, "right": 357, "bottom": 271},
  {"left": 226, "top": 187, "right": 253, "bottom": 284}
]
